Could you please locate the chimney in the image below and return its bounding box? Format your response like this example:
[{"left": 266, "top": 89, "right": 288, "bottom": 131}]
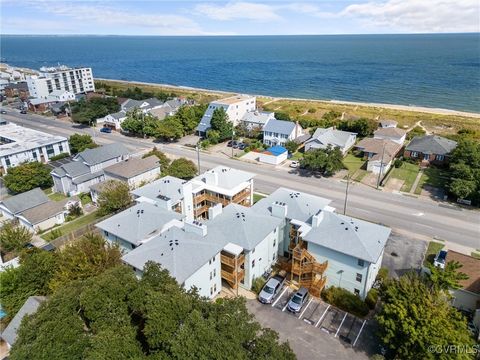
[
  {"left": 181, "top": 181, "right": 194, "bottom": 221},
  {"left": 184, "top": 220, "right": 207, "bottom": 237},
  {"left": 271, "top": 201, "right": 288, "bottom": 219},
  {"left": 208, "top": 203, "right": 223, "bottom": 220},
  {"left": 311, "top": 211, "right": 324, "bottom": 227},
  {"left": 204, "top": 171, "right": 218, "bottom": 186}
]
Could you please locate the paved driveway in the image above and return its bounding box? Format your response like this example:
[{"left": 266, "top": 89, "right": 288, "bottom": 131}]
[
  {"left": 381, "top": 232, "right": 428, "bottom": 278},
  {"left": 247, "top": 298, "right": 377, "bottom": 360}
]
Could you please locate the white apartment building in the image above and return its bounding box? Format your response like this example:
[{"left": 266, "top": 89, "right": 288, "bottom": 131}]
[
  {"left": 26, "top": 66, "right": 94, "bottom": 99},
  {"left": 0, "top": 123, "right": 70, "bottom": 174},
  {"left": 196, "top": 94, "right": 256, "bottom": 135}
]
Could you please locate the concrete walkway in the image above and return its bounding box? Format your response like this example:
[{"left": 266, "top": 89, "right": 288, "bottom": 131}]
[{"left": 410, "top": 169, "right": 424, "bottom": 194}]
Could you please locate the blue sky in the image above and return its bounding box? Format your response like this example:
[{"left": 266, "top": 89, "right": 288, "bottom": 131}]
[{"left": 1, "top": 0, "right": 478, "bottom": 35}]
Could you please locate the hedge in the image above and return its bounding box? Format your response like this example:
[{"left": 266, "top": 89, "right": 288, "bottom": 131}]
[{"left": 321, "top": 286, "right": 369, "bottom": 317}]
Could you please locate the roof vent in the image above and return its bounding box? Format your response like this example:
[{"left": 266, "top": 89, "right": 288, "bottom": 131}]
[{"left": 345, "top": 227, "right": 348, "bottom": 230}]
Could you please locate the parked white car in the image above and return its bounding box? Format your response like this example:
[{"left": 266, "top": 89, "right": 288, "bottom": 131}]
[
  {"left": 433, "top": 250, "right": 448, "bottom": 269},
  {"left": 290, "top": 161, "right": 299, "bottom": 168}
]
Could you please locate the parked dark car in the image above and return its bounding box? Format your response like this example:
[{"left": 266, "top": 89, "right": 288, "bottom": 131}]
[
  {"left": 100, "top": 127, "right": 112, "bottom": 133},
  {"left": 287, "top": 287, "right": 309, "bottom": 313},
  {"left": 258, "top": 274, "right": 285, "bottom": 304},
  {"left": 238, "top": 143, "right": 247, "bottom": 150},
  {"left": 0, "top": 109, "right": 6, "bottom": 114},
  {"left": 20, "top": 109, "right": 27, "bottom": 114},
  {"left": 227, "top": 140, "right": 239, "bottom": 147}
]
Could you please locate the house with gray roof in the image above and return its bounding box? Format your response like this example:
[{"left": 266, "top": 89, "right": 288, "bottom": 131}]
[
  {"left": 1, "top": 296, "right": 46, "bottom": 348},
  {"left": 96, "top": 202, "right": 183, "bottom": 252},
  {"left": 304, "top": 127, "right": 357, "bottom": 155},
  {"left": 51, "top": 143, "right": 129, "bottom": 195},
  {"left": 0, "top": 188, "right": 49, "bottom": 220},
  {"left": 103, "top": 156, "right": 160, "bottom": 188},
  {"left": 404, "top": 135, "right": 457, "bottom": 165},
  {"left": 97, "top": 110, "right": 128, "bottom": 130},
  {"left": 253, "top": 187, "right": 390, "bottom": 299},
  {"left": 263, "top": 119, "right": 304, "bottom": 147},
  {"left": 241, "top": 110, "right": 275, "bottom": 130},
  {"left": 17, "top": 197, "right": 81, "bottom": 233}
]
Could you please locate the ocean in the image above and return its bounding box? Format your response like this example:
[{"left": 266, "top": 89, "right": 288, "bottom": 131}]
[{"left": 1, "top": 34, "right": 479, "bottom": 112}]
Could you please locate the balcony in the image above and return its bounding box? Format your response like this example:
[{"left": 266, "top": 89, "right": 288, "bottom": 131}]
[
  {"left": 220, "top": 253, "right": 245, "bottom": 268},
  {"left": 221, "top": 268, "right": 245, "bottom": 284}
]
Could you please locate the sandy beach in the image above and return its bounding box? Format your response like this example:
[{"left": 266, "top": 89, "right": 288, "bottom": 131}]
[{"left": 97, "top": 78, "right": 480, "bottom": 119}]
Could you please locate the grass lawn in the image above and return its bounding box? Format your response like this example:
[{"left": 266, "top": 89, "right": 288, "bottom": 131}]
[
  {"left": 414, "top": 167, "right": 449, "bottom": 195},
  {"left": 471, "top": 252, "right": 480, "bottom": 260},
  {"left": 353, "top": 169, "right": 368, "bottom": 182},
  {"left": 343, "top": 154, "right": 365, "bottom": 175},
  {"left": 389, "top": 162, "right": 420, "bottom": 192},
  {"left": 80, "top": 193, "right": 93, "bottom": 206},
  {"left": 48, "top": 192, "right": 67, "bottom": 201},
  {"left": 41, "top": 211, "right": 99, "bottom": 241},
  {"left": 253, "top": 193, "right": 266, "bottom": 204},
  {"left": 423, "top": 241, "right": 445, "bottom": 266}
]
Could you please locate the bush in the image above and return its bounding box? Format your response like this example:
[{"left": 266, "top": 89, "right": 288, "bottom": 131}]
[
  {"left": 376, "top": 267, "right": 389, "bottom": 283},
  {"left": 393, "top": 158, "right": 403, "bottom": 168},
  {"left": 321, "top": 286, "right": 369, "bottom": 317},
  {"left": 252, "top": 277, "right": 266, "bottom": 295},
  {"left": 49, "top": 153, "right": 70, "bottom": 161},
  {"left": 308, "top": 108, "right": 316, "bottom": 113},
  {"left": 365, "top": 288, "right": 379, "bottom": 309}
]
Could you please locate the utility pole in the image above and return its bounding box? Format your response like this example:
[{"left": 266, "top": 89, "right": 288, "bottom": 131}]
[
  {"left": 142, "top": 112, "right": 146, "bottom": 139},
  {"left": 231, "top": 123, "right": 235, "bottom": 158},
  {"left": 343, "top": 173, "right": 350, "bottom": 215},
  {"left": 196, "top": 141, "right": 201, "bottom": 175},
  {"left": 376, "top": 143, "right": 386, "bottom": 189}
]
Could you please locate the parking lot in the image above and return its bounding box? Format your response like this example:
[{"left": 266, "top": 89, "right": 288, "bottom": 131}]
[{"left": 248, "top": 285, "right": 377, "bottom": 359}]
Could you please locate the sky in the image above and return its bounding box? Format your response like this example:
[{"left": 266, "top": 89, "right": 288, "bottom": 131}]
[{"left": 1, "top": 0, "right": 479, "bottom": 36}]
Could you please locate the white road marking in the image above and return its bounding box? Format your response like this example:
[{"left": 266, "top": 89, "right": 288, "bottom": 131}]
[
  {"left": 315, "top": 304, "right": 331, "bottom": 328},
  {"left": 335, "top": 312, "right": 348, "bottom": 338},
  {"left": 272, "top": 287, "right": 288, "bottom": 307},
  {"left": 282, "top": 303, "right": 289, "bottom": 312},
  {"left": 353, "top": 320, "right": 367, "bottom": 347},
  {"left": 413, "top": 212, "right": 424, "bottom": 216},
  {"left": 298, "top": 298, "right": 313, "bottom": 320}
]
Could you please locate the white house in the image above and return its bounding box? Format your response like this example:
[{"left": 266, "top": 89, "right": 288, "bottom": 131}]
[
  {"left": 373, "top": 127, "right": 407, "bottom": 145},
  {"left": 258, "top": 146, "right": 288, "bottom": 165},
  {"left": 262, "top": 119, "right": 304, "bottom": 147},
  {"left": 26, "top": 66, "right": 94, "bottom": 99},
  {"left": 47, "top": 89, "right": 75, "bottom": 102},
  {"left": 252, "top": 187, "right": 390, "bottom": 300},
  {"left": 379, "top": 119, "right": 398, "bottom": 128},
  {"left": 304, "top": 127, "right": 357, "bottom": 155},
  {"left": 0, "top": 123, "right": 70, "bottom": 174},
  {"left": 103, "top": 156, "right": 160, "bottom": 188},
  {"left": 196, "top": 95, "right": 256, "bottom": 135},
  {"left": 51, "top": 143, "right": 129, "bottom": 196},
  {"left": 240, "top": 110, "right": 275, "bottom": 130},
  {"left": 97, "top": 111, "right": 127, "bottom": 130}
]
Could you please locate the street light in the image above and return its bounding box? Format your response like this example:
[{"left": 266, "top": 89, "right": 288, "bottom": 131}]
[
  {"left": 231, "top": 123, "right": 235, "bottom": 158},
  {"left": 343, "top": 173, "right": 350, "bottom": 215},
  {"left": 376, "top": 143, "right": 386, "bottom": 189}
]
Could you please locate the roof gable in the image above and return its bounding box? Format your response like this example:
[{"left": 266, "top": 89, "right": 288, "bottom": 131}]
[
  {"left": 406, "top": 135, "right": 457, "bottom": 155},
  {"left": 74, "top": 143, "right": 129, "bottom": 166},
  {"left": 1, "top": 188, "right": 49, "bottom": 214},
  {"left": 263, "top": 119, "right": 296, "bottom": 135}
]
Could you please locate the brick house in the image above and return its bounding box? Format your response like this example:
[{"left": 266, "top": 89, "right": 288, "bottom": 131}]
[{"left": 404, "top": 135, "right": 457, "bottom": 165}]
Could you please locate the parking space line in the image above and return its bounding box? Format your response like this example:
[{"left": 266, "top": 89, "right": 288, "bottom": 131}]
[
  {"left": 335, "top": 312, "right": 348, "bottom": 338},
  {"left": 282, "top": 302, "right": 289, "bottom": 312},
  {"left": 315, "top": 304, "right": 330, "bottom": 327},
  {"left": 298, "top": 298, "right": 313, "bottom": 320},
  {"left": 353, "top": 320, "right": 367, "bottom": 347},
  {"left": 272, "top": 287, "right": 289, "bottom": 307}
]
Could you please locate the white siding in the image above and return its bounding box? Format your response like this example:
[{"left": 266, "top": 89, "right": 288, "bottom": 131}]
[{"left": 184, "top": 253, "right": 222, "bottom": 299}]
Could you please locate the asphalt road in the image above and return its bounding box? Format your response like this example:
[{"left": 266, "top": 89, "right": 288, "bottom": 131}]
[{"left": 2, "top": 109, "right": 479, "bottom": 249}]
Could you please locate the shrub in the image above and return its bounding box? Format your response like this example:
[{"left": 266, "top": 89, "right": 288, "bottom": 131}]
[
  {"left": 365, "top": 288, "right": 379, "bottom": 309},
  {"left": 308, "top": 108, "right": 316, "bottom": 113},
  {"left": 252, "top": 277, "right": 267, "bottom": 295},
  {"left": 321, "top": 286, "right": 369, "bottom": 317},
  {"left": 49, "top": 153, "right": 70, "bottom": 161},
  {"left": 47, "top": 228, "right": 62, "bottom": 241},
  {"left": 393, "top": 158, "right": 403, "bottom": 168},
  {"left": 376, "top": 267, "right": 389, "bottom": 282}
]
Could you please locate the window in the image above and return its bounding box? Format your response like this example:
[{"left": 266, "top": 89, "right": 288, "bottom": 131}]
[
  {"left": 5, "top": 157, "right": 11, "bottom": 166},
  {"left": 104, "top": 231, "right": 109, "bottom": 237},
  {"left": 411, "top": 151, "right": 418, "bottom": 158},
  {"left": 210, "top": 287, "right": 213, "bottom": 296},
  {"left": 214, "top": 284, "right": 217, "bottom": 292},
  {"left": 356, "top": 273, "right": 363, "bottom": 282},
  {"left": 273, "top": 239, "right": 276, "bottom": 247},
  {"left": 423, "top": 153, "right": 429, "bottom": 160},
  {"left": 210, "top": 271, "right": 212, "bottom": 280},
  {"left": 209, "top": 259, "right": 211, "bottom": 265},
  {"left": 357, "top": 259, "right": 364, "bottom": 267},
  {"left": 213, "top": 269, "right": 216, "bottom": 277},
  {"left": 354, "top": 288, "right": 360, "bottom": 296},
  {"left": 436, "top": 154, "right": 444, "bottom": 161},
  {"left": 272, "top": 253, "right": 276, "bottom": 261},
  {"left": 252, "top": 260, "right": 255, "bottom": 268},
  {"left": 59, "top": 144, "right": 63, "bottom": 153},
  {"left": 252, "top": 248, "right": 255, "bottom": 254}
]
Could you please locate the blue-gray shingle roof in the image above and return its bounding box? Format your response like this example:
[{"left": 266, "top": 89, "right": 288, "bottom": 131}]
[
  {"left": 131, "top": 176, "right": 187, "bottom": 204},
  {"left": 406, "top": 135, "right": 457, "bottom": 155},
  {"left": 74, "top": 143, "right": 129, "bottom": 166},
  {"left": 0, "top": 188, "right": 49, "bottom": 215},
  {"left": 263, "top": 119, "right": 296, "bottom": 135}
]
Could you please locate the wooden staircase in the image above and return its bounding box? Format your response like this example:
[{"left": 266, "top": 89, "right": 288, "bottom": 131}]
[{"left": 291, "top": 245, "right": 328, "bottom": 297}]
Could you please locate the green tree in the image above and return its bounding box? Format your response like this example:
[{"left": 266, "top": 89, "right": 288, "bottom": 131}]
[
  {"left": 284, "top": 140, "right": 299, "bottom": 154},
  {"left": 68, "top": 134, "right": 97, "bottom": 154},
  {"left": 337, "top": 118, "right": 376, "bottom": 137},
  {"left": 0, "top": 249, "right": 57, "bottom": 319},
  {"left": 4, "top": 162, "right": 53, "bottom": 193},
  {"left": 448, "top": 178, "right": 477, "bottom": 199},
  {"left": 121, "top": 109, "right": 160, "bottom": 137},
  {"left": 376, "top": 272, "right": 473, "bottom": 359},
  {"left": 0, "top": 221, "right": 33, "bottom": 254},
  {"left": 142, "top": 147, "right": 171, "bottom": 171},
  {"left": 274, "top": 111, "right": 291, "bottom": 121},
  {"left": 173, "top": 104, "right": 208, "bottom": 134},
  {"left": 210, "top": 107, "right": 232, "bottom": 141},
  {"left": 49, "top": 233, "right": 122, "bottom": 292},
  {"left": 426, "top": 261, "right": 469, "bottom": 292},
  {"left": 10, "top": 263, "right": 295, "bottom": 360},
  {"left": 71, "top": 97, "right": 120, "bottom": 125},
  {"left": 206, "top": 129, "right": 221, "bottom": 144},
  {"left": 300, "top": 146, "right": 344, "bottom": 175},
  {"left": 154, "top": 116, "right": 184, "bottom": 141},
  {"left": 166, "top": 158, "right": 197, "bottom": 179},
  {"left": 97, "top": 180, "right": 132, "bottom": 216}
]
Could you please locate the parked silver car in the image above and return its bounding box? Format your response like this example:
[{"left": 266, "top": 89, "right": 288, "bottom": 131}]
[
  {"left": 258, "top": 275, "right": 285, "bottom": 304},
  {"left": 287, "top": 287, "right": 309, "bottom": 313}
]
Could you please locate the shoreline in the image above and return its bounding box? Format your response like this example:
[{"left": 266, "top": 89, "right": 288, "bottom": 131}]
[{"left": 97, "top": 77, "right": 480, "bottom": 119}]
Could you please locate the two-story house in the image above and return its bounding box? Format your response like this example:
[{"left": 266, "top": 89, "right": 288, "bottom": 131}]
[{"left": 262, "top": 119, "right": 304, "bottom": 147}]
